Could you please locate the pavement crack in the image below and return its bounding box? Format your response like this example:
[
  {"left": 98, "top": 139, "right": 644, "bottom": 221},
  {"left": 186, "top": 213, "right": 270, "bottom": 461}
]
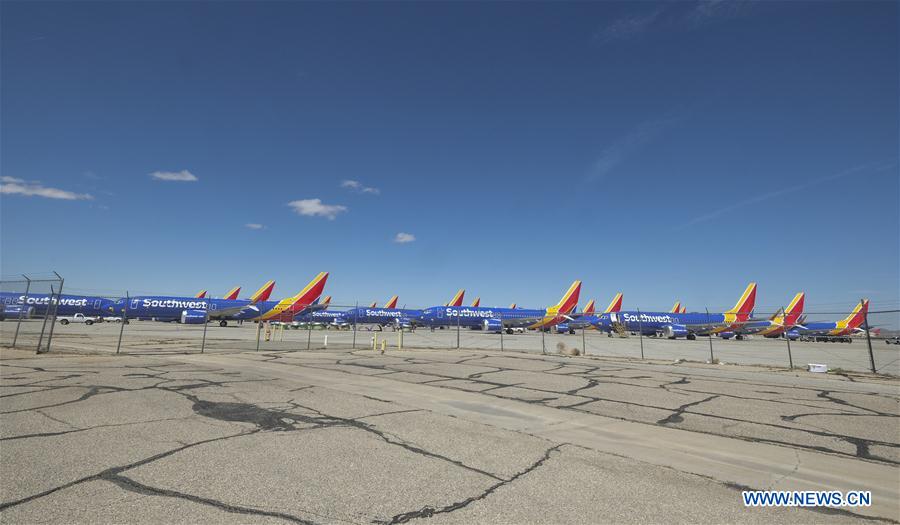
[
  {"left": 656, "top": 395, "right": 720, "bottom": 425},
  {"left": 377, "top": 444, "right": 565, "bottom": 524}
]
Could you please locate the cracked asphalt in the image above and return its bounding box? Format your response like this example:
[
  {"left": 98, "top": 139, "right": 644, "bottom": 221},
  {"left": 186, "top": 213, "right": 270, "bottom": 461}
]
[{"left": 2, "top": 345, "right": 898, "bottom": 523}]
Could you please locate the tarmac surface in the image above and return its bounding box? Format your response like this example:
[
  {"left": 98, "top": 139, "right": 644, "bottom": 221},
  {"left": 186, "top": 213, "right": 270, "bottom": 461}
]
[
  {"left": 4, "top": 320, "right": 900, "bottom": 375},
  {"left": 1, "top": 342, "right": 898, "bottom": 523}
]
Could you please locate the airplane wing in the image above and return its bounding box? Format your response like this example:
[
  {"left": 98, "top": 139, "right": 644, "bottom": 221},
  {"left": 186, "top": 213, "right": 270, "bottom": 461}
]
[{"left": 209, "top": 304, "right": 260, "bottom": 319}]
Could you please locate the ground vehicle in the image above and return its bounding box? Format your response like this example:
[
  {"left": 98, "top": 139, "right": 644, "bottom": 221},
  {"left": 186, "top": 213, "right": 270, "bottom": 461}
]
[
  {"left": 58, "top": 313, "right": 101, "bottom": 325},
  {"left": 886, "top": 337, "right": 900, "bottom": 345}
]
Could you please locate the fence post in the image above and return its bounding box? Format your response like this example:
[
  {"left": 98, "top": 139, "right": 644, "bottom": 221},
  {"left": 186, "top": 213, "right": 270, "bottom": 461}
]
[
  {"left": 636, "top": 308, "right": 644, "bottom": 359},
  {"left": 116, "top": 292, "right": 128, "bottom": 354},
  {"left": 255, "top": 317, "right": 262, "bottom": 352},
  {"left": 306, "top": 318, "right": 312, "bottom": 350},
  {"left": 706, "top": 307, "right": 715, "bottom": 363},
  {"left": 36, "top": 284, "right": 54, "bottom": 354},
  {"left": 581, "top": 325, "right": 586, "bottom": 356},
  {"left": 12, "top": 275, "right": 31, "bottom": 348},
  {"left": 862, "top": 299, "right": 875, "bottom": 374},
  {"left": 499, "top": 313, "right": 504, "bottom": 352},
  {"left": 43, "top": 275, "right": 64, "bottom": 353},
  {"left": 541, "top": 322, "right": 546, "bottom": 355},
  {"left": 783, "top": 305, "right": 793, "bottom": 369},
  {"left": 200, "top": 297, "right": 209, "bottom": 354},
  {"left": 352, "top": 302, "right": 358, "bottom": 349},
  {"left": 456, "top": 308, "right": 460, "bottom": 349}
]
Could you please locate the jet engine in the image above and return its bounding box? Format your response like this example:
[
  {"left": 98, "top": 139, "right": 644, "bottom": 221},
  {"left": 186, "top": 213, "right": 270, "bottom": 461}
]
[
  {"left": 483, "top": 318, "right": 502, "bottom": 333},
  {"left": 662, "top": 324, "right": 688, "bottom": 339},
  {"left": 180, "top": 309, "right": 207, "bottom": 324}
]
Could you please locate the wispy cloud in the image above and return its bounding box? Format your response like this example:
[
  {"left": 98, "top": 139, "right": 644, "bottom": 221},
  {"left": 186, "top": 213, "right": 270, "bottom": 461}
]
[
  {"left": 150, "top": 170, "right": 198, "bottom": 182},
  {"left": 394, "top": 232, "right": 416, "bottom": 244},
  {"left": 677, "top": 163, "right": 886, "bottom": 230},
  {"left": 596, "top": 9, "right": 663, "bottom": 42},
  {"left": 595, "top": 1, "right": 753, "bottom": 43},
  {"left": 245, "top": 223, "right": 265, "bottom": 230},
  {"left": 0, "top": 176, "right": 93, "bottom": 200},
  {"left": 287, "top": 199, "right": 347, "bottom": 220},
  {"left": 586, "top": 114, "right": 682, "bottom": 182},
  {"left": 341, "top": 179, "right": 380, "bottom": 195}
]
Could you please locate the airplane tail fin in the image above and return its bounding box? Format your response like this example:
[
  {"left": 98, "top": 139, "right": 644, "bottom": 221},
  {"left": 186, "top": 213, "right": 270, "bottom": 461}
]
[
  {"left": 768, "top": 308, "right": 784, "bottom": 322},
  {"left": 679, "top": 305, "right": 687, "bottom": 314},
  {"left": 783, "top": 292, "right": 805, "bottom": 326},
  {"left": 670, "top": 301, "right": 681, "bottom": 314},
  {"left": 583, "top": 299, "right": 596, "bottom": 315},
  {"left": 604, "top": 292, "right": 623, "bottom": 314},
  {"left": 471, "top": 297, "right": 481, "bottom": 307},
  {"left": 384, "top": 295, "right": 398, "bottom": 309},
  {"left": 249, "top": 280, "right": 276, "bottom": 304},
  {"left": 447, "top": 289, "right": 465, "bottom": 307},
  {"left": 290, "top": 272, "right": 329, "bottom": 309},
  {"left": 369, "top": 301, "right": 377, "bottom": 308},
  {"left": 195, "top": 290, "right": 207, "bottom": 299},
  {"left": 509, "top": 303, "right": 517, "bottom": 309},
  {"left": 726, "top": 283, "right": 757, "bottom": 321},
  {"left": 842, "top": 299, "right": 869, "bottom": 329},
  {"left": 553, "top": 281, "right": 582, "bottom": 315},
  {"left": 223, "top": 286, "right": 241, "bottom": 301},
  {"left": 321, "top": 295, "right": 332, "bottom": 306}
]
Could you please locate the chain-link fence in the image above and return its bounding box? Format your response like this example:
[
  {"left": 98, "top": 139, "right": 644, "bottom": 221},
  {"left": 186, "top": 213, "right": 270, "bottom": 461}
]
[
  {"left": 0, "top": 273, "right": 65, "bottom": 353},
  {"left": 4, "top": 281, "right": 897, "bottom": 376}
]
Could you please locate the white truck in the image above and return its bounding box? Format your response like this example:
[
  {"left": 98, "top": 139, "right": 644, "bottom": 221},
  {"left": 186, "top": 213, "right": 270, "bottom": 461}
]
[{"left": 58, "top": 313, "right": 101, "bottom": 325}]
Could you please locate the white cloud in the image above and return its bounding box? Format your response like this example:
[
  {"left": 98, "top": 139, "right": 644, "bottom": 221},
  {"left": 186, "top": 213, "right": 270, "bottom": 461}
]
[
  {"left": 341, "top": 179, "right": 380, "bottom": 195},
  {"left": 150, "top": 170, "right": 198, "bottom": 182},
  {"left": 595, "top": 1, "right": 754, "bottom": 43},
  {"left": 245, "top": 223, "right": 265, "bottom": 230},
  {"left": 596, "top": 9, "right": 663, "bottom": 42},
  {"left": 586, "top": 114, "right": 682, "bottom": 182},
  {"left": 0, "top": 177, "right": 93, "bottom": 200},
  {"left": 394, "top": 232, "right": 416, "bottom": 244},
  {"left": 287, "top": 199, "right": 348, "bottom": 220}
]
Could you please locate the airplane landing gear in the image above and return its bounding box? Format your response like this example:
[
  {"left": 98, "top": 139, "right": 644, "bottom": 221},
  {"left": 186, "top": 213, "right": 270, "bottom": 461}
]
[
  {"left": 219, "top": 320, "right": 227, "bottom": 327},
  {"left": 686, "top": 333, "right": 696, "bottom": 340}
]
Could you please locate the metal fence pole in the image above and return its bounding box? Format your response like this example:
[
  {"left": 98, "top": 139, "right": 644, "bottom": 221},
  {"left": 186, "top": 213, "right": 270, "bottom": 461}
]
[
  {"left": 783, "top": 305, "right": 794, "bottom": 369},
  {"left": 43, "top": 274, "right": 64, "bottom": 353},
  {"left": 116, "top": 292, "right": 128, "bottom": 354},
  {"left": 581, "top": 325, "right": 586, "bottom": 356},
  {"left": 456, "top": 308, "right": 460, "bottom": 349},
  {"left": 306, "top": 318, "right": 312, "bottom": 350},
  {"left": 36, "top": 284, "right": 54, "bottom": 354},
  {"left": 200, "top": 298, "right": 209, "bottom": 354},
  {"left": 706, "top": 307, "right": 715, "bottom": 363},
  {"left": 499, "top": 314, "right": 504, "bottom": 352},
  {"left": 541, "top": 322, "right": 546, "bottom": 355},
  {"left": 862, "top": 299, "right": 876, "bottom": 374},
  {"left": 636, "top": 308, "right": 644, "bottom": 360},
  {"left": 352, "top": 302, "right": 358, "bottom": 349},
  {"left": 255, "top": 317, "right": 262, "bottom": 352},
  {"left": 12, "top": 275, "right": 31, "bottom": 348}
]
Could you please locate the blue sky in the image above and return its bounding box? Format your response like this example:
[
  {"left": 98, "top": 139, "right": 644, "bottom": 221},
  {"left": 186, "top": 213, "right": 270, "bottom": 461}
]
[{"left": 2, "top": 1, "right": 897, "bottom": 313}]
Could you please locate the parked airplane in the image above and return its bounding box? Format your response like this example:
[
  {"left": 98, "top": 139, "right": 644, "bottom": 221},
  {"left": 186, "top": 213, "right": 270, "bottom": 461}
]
[
  {"left": 719, "top": 292, "right": 804, "bottom": 340},
  {"left": 0, "top": 293, "right": 114, "bottom": 319},
  {"left": 591, "top": 283, "right": 757, "bottom": 339},
  {"left": 109, "top": 273, "right": 325, "bottom": 326},
  {"left": 555, "top": 293, "right": 621, "bottom": 333},
  {"left": 790, "top": 299, "right": 870, "bottom": 340},
  {"left": 419, "top": 281, "right": 581, "bottom": 333}
]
